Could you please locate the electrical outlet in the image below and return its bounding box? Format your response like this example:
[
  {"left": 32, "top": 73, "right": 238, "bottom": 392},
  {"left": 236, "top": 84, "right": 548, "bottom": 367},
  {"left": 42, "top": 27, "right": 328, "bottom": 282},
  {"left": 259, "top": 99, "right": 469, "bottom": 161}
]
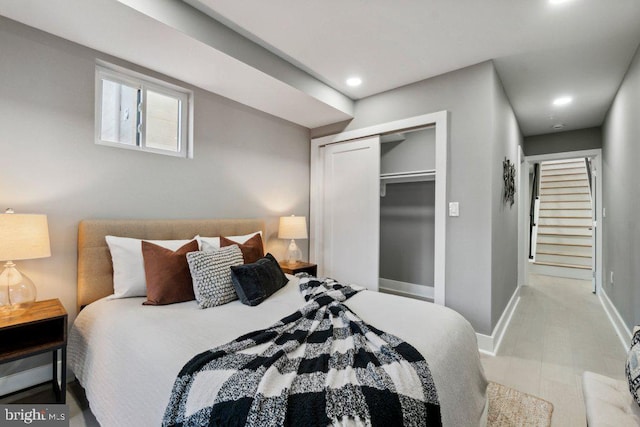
[{"left": 610, "top": 271, "right": 614, "bottom": 285}]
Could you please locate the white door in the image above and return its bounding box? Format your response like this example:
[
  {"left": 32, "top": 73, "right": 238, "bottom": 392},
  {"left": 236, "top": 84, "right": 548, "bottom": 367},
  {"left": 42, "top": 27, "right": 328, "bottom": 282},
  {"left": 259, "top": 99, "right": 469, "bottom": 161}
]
[{"left": 322, "top": 136, "right": 380, "bottom": 290}]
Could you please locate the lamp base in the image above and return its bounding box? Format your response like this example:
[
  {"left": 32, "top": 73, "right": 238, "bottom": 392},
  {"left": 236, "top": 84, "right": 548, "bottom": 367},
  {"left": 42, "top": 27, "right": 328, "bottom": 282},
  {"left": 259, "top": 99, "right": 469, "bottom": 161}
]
[
  {"left": 0, "top": 261, "right": 37, "bottom": 317},
  {"left": 285, "top": 239, "right": 303, "bottom": 265}
]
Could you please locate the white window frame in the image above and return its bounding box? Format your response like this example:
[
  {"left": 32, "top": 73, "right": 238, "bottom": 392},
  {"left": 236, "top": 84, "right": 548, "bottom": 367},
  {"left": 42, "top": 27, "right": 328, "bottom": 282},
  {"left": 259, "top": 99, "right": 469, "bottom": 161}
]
[{"left": 95, "top": 62, "right": 193, "bottom": 158}]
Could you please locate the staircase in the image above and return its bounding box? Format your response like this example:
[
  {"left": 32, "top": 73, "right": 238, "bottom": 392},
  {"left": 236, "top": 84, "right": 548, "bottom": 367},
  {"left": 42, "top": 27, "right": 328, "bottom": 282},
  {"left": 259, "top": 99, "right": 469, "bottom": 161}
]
[{"left": 531, "top": 158, "right": 593, "bottom": 279}]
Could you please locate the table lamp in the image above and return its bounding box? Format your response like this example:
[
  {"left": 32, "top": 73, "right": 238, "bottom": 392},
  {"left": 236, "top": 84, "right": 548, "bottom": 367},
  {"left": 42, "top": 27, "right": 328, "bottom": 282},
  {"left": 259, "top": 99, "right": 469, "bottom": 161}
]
[
  {"left": 0, "top": 209, "right": 51, "bottom": 316},
  {"left": 278, "top": 215, "right": 307, "bottom": 265}
]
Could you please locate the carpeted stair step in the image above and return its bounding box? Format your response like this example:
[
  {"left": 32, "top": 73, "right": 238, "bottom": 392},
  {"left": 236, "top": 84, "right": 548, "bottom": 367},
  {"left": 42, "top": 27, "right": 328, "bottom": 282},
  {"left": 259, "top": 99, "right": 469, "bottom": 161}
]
[
  {"left": 541, "top": 174, "right": 588, "bottom": 182},
  {"left": 536, "top": 252, "right": 592, "bottom": 266},
  {"left": 538, "top": 217, "right": 592, "bottom": 227},
  {"left": 537, "top": 226, "right": 592, "bottom": 236},
  {"left": 540, "top": 193, "right": 591, "bottom": 202},
  {"left": 540, "top": 187, "right": 590, "bottom": 195},
  {"left": 533, "top": 260, "right": 591, "bottom": 270}
]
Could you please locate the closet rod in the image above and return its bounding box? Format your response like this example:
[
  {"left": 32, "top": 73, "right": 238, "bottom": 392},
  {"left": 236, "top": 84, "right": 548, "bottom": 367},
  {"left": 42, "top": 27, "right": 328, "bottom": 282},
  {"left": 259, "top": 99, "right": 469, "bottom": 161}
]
[{"left": 380, "top": 169, "right": 436, "bottom": 184}]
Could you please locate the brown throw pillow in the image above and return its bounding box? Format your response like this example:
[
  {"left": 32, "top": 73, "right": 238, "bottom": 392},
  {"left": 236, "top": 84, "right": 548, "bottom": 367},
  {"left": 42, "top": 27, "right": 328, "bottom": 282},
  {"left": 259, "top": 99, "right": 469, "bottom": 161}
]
[
  {"left": 142, "top": 240, "right": 199, "bottom": 305},
  {"left": 220, "top": 233, "right": 264, "bottom": 264}
]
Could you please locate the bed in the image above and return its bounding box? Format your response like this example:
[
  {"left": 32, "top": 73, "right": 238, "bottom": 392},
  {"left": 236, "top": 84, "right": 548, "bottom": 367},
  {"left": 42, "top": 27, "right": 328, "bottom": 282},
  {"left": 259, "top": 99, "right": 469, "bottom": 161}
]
[{"left": 68, "top": 218, "right": 488, "bottom": 426}]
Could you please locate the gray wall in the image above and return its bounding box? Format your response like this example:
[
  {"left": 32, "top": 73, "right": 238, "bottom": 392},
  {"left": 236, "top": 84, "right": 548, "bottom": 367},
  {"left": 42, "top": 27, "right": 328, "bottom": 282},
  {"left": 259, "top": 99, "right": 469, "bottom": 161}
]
[
  {"left": 523, "top": 127, "right": 602, "bottom": 156},
  {"left": 602, "top": 44, "right": 640, "bottom": 330},
  {"left": 380, "top": 181, "right": 435, "bottom": 287},
  {"left": 314, "top": 61, "right": 522, "bottom": 335},
  {"left": 0, "top": 18, "right": 310, "bottom": 378},
  {"left": 380, "top": 128, "right": 436, "bottom": 174},
  {"left": 490, "top": 66, "right": 522, "bottom": 327}
]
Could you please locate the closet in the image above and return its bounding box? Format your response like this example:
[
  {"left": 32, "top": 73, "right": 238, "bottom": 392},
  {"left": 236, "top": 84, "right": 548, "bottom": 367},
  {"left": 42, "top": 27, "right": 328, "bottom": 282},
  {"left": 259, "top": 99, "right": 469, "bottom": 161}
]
[
  {"left": 310, "top": 111, "right": 447, "bottom": 305},
  {"left": 379, "top": 127, "right": 436, "bottom": 301}
]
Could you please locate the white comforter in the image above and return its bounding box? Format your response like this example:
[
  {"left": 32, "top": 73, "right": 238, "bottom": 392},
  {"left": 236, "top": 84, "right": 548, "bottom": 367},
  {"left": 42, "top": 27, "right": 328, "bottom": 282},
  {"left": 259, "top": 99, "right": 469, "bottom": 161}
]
[{"left": 69, "top": 276, "right": 488, "bottom": 426}]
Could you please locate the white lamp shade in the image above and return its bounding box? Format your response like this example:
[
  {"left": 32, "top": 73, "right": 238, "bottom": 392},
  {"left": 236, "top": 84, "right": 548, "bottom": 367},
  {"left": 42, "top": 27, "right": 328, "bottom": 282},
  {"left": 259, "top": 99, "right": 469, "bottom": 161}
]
[
  {"left": 0, "top": 214, "right": 51, "bottom": 261},
  {"left": 278, "top": 216, "right": 308, "bottom": 240}
]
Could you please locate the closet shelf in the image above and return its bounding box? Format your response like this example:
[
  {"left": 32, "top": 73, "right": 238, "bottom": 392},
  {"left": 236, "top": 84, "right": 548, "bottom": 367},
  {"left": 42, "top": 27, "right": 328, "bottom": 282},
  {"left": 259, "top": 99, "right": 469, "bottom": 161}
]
[{"left": 380, "top": 170, "right": 436, "bottom": 184}]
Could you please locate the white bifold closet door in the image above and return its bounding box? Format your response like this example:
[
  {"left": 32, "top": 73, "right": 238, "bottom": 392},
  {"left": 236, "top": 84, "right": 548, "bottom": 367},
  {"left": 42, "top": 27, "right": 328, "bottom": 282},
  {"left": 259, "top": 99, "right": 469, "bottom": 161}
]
[{"left": 321, "top": 136, "right": 380, "bottom": 291}]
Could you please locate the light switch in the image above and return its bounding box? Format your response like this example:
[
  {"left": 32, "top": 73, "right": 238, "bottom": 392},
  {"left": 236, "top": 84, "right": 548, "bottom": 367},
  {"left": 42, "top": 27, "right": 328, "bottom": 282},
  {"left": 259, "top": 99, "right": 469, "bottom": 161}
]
[{"left": 449, "top": 202, "right": 459, "bottom": 217}]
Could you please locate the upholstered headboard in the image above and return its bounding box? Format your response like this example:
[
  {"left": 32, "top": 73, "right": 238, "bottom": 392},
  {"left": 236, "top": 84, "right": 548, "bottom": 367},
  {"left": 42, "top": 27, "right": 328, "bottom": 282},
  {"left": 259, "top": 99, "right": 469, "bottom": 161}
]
[{"left": 77, "top": 218, "right": 265, "bottom": 311}]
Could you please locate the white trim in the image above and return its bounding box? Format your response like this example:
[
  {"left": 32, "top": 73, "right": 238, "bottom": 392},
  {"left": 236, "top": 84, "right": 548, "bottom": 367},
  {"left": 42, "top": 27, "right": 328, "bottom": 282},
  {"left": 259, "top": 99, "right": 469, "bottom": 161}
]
[
  {"left": 476, "top": 333, "right": 494, "bottom": 355},
  {"left": 433, "top": 112, "right": 448, "bottom": 306},
  {"left": 310, "top": 111, "right": 448, "bottom": 306},
  {"left": 379, "top": 278, "right": 434, "bottom": 300},
  {"left": 599, "top": 287, "right": 632, "bottom": 352},
  {"left": 525, "top": 149, "right": 602, "bottom": 163},
  {"left": 0, "top": 360, "right": 65, "bottom": 397},
  {"left": 309, "top": 134, "right": 323, "bottom": 271},
  {"left": 477, "top": 286, "right": 521, "bottom": 355},
  {"left": 530, "top": 197, "right": 540, "bottom": 261},
  {"left": 312, "top": 114, "right": 438, "bottom": 146},
  {"left": 95, "top": 62, "right": 193, "bottom": 159},
  {"left": 517, "top": 145, "right": 526, "bottom": 287}
]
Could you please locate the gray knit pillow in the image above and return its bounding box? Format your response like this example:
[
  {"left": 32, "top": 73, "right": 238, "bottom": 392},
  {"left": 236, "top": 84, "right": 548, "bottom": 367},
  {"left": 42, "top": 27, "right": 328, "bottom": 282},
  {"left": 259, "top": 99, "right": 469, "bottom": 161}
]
[
  {"left": 186, "top": 245, "right": 244, "bottom": 308},
  {"left": 628, "top": 326, "right": 640, "bottom": 407}
]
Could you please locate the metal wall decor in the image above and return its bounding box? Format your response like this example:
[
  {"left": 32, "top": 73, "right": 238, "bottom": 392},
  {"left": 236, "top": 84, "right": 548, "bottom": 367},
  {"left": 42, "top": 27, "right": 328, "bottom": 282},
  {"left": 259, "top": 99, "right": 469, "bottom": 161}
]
[{"left": 503, "top": 157, "right": 516, "bottom": 207}]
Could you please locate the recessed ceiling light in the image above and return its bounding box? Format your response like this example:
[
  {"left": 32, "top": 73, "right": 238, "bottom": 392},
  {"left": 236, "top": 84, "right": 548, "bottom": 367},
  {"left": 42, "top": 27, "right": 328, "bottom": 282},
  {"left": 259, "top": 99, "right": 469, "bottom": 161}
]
[
  {"left": 346, "top": 77, "right": 362, "bottom": 87},
  {"left": 553, "top": 96, "right": 573, "bottom": 106},
  {"left": 549, "top": 0, "right": 571, "bottom": 5},
  {"left": 552, "top": 123, "right": 566, "bottom": 130}
]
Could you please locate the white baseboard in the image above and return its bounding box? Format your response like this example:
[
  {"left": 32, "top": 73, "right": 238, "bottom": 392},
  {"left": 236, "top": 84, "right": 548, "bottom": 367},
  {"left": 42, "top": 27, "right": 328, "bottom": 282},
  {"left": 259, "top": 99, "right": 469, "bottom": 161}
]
[
  {"left": 0, "top": 360, "right": 67, "bottom": 397},
  {"left": 477, "top": 286, "right": 521, "bottom": 356},
  {"left": 599, "top": 287, "right": 632, "bottom": 352},
  {"left": 379, "top": 278, "right": 434, "bottom": 300}
]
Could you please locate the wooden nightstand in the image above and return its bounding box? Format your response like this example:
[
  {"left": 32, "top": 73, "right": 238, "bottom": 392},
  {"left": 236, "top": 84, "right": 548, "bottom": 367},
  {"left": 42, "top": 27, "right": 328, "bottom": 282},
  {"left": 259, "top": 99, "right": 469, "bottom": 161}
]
[
  {"left": 279, "top": 261, "right": 318, "bottom": 276},
  {"left": 0, "top": 299, "right": 68, "bottom": 403}
]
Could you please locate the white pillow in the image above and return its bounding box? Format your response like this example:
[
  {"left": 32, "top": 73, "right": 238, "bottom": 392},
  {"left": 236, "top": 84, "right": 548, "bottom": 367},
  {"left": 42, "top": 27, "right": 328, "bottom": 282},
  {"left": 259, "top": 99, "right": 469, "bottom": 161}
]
[
  {"left": 196, "top": 231, "right": 262, "bottom": 252},
  {"left": 105, "top": 235, "right": 195, "bottom": 299}
]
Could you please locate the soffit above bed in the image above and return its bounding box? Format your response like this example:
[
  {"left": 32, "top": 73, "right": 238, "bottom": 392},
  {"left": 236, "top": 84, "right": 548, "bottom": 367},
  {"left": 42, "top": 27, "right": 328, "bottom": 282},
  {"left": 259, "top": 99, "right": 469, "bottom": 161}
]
[
  {"left": 186, "top": 0, "right": 640, "bottom": 136},
  {"left": 0, "top": 0, "right": 354, "bottom": 129}
]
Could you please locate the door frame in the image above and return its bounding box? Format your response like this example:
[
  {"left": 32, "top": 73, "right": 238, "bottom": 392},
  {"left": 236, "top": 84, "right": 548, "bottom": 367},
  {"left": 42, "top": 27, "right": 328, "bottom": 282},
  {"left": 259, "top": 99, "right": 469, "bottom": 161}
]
[
  {"left": 522, "top": 148, "right": 603, "bottom": 294},
  {"left": 517, "top": 145, "right": 526, "bottom": 288},
  {"left": 310, "top": 111, "right": 449, "bottom": 305}
]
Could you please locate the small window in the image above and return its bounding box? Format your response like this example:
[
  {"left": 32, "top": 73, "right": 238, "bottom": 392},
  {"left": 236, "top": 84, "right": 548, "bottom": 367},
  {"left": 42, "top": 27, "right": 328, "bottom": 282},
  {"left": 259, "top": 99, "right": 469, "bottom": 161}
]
[{"left": 95, "top": 64, "right": 192, "bottom": 157}]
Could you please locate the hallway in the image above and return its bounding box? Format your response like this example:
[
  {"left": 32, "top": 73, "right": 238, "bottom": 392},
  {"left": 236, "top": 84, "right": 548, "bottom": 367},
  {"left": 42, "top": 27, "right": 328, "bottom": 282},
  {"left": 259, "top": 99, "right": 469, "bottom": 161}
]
[{"left": 481, "top": 274, "right": 627, "bottom": 426}]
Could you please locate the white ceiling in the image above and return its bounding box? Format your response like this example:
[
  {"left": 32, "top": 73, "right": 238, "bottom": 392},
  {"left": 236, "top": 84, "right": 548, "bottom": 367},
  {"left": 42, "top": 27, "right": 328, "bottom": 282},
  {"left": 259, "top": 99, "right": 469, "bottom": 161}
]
[
  {"left": 186, "top": 0, "right": 640, "bottom": 136},
  {"left": 2, "top": 1, "right": 640, "bottom": 136}
]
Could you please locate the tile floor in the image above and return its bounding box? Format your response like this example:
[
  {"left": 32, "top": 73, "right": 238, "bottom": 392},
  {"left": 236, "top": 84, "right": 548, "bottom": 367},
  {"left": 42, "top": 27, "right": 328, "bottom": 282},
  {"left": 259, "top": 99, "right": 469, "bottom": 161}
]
[
  {"left": 481, "top": 273, "right": 627, "bottom": 426},
  {"left": 2, "top": 273, "right": 628, "bottom": 426}
]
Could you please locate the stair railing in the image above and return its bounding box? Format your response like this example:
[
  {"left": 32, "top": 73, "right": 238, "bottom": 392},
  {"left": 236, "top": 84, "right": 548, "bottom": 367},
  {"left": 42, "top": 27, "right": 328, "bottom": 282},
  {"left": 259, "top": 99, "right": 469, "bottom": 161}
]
[
  {"left": 585, "top": 158, "right": 593, "bottom": 198},
  {"left": 529, "top": 163, "right": 540, "bottom": 260}
]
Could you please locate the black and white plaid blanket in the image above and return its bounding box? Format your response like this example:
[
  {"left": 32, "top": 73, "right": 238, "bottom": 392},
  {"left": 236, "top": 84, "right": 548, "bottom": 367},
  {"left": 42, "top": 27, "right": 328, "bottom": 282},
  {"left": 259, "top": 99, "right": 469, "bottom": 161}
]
[{"left": 163, "top": 275, "right": 441, "bottom": 426}]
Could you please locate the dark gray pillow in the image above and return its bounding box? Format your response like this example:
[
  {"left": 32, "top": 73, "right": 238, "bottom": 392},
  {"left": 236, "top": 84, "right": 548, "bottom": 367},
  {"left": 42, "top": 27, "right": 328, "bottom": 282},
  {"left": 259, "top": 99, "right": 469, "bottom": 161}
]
[{"left": 230, "top": 253, "right": 288, "bottom": 306}]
